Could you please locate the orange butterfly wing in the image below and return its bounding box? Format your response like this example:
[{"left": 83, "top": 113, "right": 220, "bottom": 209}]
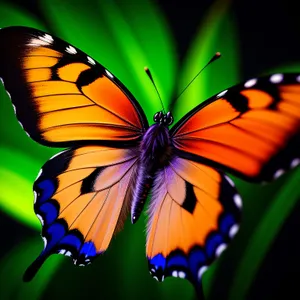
[
  {"left": 171, "top": 74, "right": 300, "bottom": 182},
  {"left": 146, "top": 156, "right": 240, "bottom": 289},
  {"left": 0, "top": 26, "right": 146, "bottom": 281},
  {"left": 0, "top": 26, "right": 148, "bottom": 147},
  {"left": 24, "top": 145, "right": 139, "bottom": 281}
]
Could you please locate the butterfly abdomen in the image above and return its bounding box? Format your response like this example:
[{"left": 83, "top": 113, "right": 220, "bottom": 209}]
[{"left": 131, "top": 124, "right": 172, "bottom": 224}]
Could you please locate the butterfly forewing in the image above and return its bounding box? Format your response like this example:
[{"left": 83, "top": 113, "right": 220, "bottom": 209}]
[
  {"left": 0, "top": 26, "right": 148, "bottom": 148},
  {"left": 171, "top": 73, "right": 300, "bottom": 182}
]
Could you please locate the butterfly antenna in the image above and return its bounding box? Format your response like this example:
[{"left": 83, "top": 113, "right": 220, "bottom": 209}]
[
  {"left": 144, "top": 67, "right": 165, "bottom": 113},
  {"left": 175, "top": 52, "right": 221, "bottom": 102}
]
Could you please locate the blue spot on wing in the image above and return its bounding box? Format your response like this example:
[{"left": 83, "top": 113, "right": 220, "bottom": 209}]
[
  {"left": 220, "top": 213, "right": 236, "bottom": 236},
  {"left": 60, "top": 234, "right": 82, "bottom": 250},
  {"left": 45, "top": 222, "right": 66, "bottom": 250},
  {"left": 39, "top": 202, "right": 58, "bottom": 225},
  {"left": 189, "top": 248, "right": 207, "bottom": 279},
  {"left": 36, "top": 180, "right": 55, "bottom": 203},
  {"left": 79, "top": 241, "right": 97, "bottom": 258},
  {"left": 206, "top": 233, "right": 225, "bottom": 258},
  {"left": 149, "top": 253, "right": 166, "bottom": 270},
  {"left": 167, "top": 254, "right": 189, "bottom": 268}
]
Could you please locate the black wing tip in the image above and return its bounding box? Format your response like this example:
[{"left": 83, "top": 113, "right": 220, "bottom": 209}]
[
  {"left": 23, "top": 268, "right": 35, "bottom": 282},
  {"left": 195, "top": 281, "right": 206, "bottom": 300},
  {"left": 23, "top": 255, "right": 47, "bottom": 282}
]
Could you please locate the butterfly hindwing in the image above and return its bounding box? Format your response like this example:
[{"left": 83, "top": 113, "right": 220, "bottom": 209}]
[
  {"left": 0, "top": 26, "right": 148, "bottom": 147},
  {"left": 23, "top": 145, "right": 139, "bottom": 281},
  {"left": 171, "top": 73, "right": 300, "bottom": 182},
  {"left": 146, "top": 157, "right": 241, "bottom": 289}
]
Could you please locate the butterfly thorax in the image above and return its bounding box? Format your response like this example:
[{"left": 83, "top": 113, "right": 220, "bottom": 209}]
[{"left": 131, "top": 115, "right": 173, "bottom": 224}]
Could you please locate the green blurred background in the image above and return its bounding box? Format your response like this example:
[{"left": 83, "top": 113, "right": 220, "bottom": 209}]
[{"left": 0, "top": 0, "right": 300, "bottom": 299}]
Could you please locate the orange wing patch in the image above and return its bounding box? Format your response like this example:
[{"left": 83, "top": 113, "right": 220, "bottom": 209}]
[
  {"left": 240, "top": 89, "right": 273, "bottom": 108},
  {"left": 57, "top": 63, "right": 90, "bottom": 82},
  {"left": 23, "top": 56, "right": 60, "bottom": 69},
  {"left": 172, "top": 74, "right": 300, "bottom": 182},
  {"left": 25, "top": 68, "right": 52, "bottom": 83},
  {"left": 82, "top": 76, "right": 142, "bottom": 128}
]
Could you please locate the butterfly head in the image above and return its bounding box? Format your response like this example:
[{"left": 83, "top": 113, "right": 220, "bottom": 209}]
[{"left": 153, "top": 111, "right": 174, "bottom": 126}]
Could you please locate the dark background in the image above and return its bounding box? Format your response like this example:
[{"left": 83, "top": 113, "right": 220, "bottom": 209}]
[{"left": 0, "top": 0, "right": 300, "bottom": 299}]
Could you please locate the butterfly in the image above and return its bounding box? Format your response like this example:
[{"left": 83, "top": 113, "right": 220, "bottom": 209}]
[{"left": 0, "top": 26, "right": 299, "bottom": 296}]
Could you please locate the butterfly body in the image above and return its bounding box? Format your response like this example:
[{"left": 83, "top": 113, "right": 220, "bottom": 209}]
[
  {"left": 132, "top": 114, "right": 173, "bottom": 223},
  {"left": 0, "top": 26, "right": 299, "bottom": 297}
]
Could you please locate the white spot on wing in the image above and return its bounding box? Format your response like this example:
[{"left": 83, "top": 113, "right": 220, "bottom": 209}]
[
  {"left": 59, "top": 249, "right": 66, "bottom": 255},
  {"left": 66, "top": 45, "right": 77, "bottom": 54},
  {"left": 291, "top": 158, "right": 300, "bottom": 168},
  {"left": 105, "top": 70, "right": 114, "bottom": 78},
  {"left": 49, "top": 150, "right": 67, "bottom": 160},
  {"left": 28, "top": 38, "right": 48, "bottom": 46},
  {"left": 79, "top": 264, "right": 85, "bottom": 267},
  {"left": 12, "top": 104, "right": 16, "bottom": 114},
  {"left": 42, "top": 236, "right": 47, "bottom": 248},
  {"left": 36, "top": 214, "right": 44, "bottom": 226},
  {"left": 153, "top": 276, "right": 159, "bottom": 281},
  {"left": 197, "top": 266, "right": 208, "bottom": 280},
  {"left": 217, "top": 90, "right": 228, "bottom": 98},
  {"left": 178, "top": 271, "right": 186, "bottom": 279},
  {"left": 65, "top": 251, "right": 72, "bottom": 257},
  {"left": 274, "top": 169, "right": 285, "bottom": 179},
  {"left": 33, "top": 191, "right": 37, "bottom": 204},
  {"left": 215, "top": 243, "right": 227, "bottom": 257},
  {"left": 36, "top": 169, "right": 43, "bottom": 180},
  {"left": 270, "top": 73, "right": 283, "bottom": 83},
  {"left": 225, "top": 175, "right": 235, "bottom": 187},
  {"left": 172, "top": 270, "right": 178, "bottom": 277},
  {"left": 40, "top": 33, "right": 53, "bottom": 43},
  {"left": 244, "top": 78, "right": 257, "bottom": 88},
  {"left": 28, "top": 34, "right": 54, "bottom": 47},
  {"left": 229, "top": 224, "right": 239, "bottom": 238},
  {"left": 233, "top": 194, "right": 242, "bottom": 209},
  {"left": 87, "top": 56, "right": 96, "bottom": 65}
]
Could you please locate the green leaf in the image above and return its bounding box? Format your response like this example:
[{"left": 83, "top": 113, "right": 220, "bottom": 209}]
[
  {"left": 173, "top": 0, "right": 239, "bottom": 121},
  {"left": 0, "top": 147, "right": 41, "bottom": 230},
  {"left": 0, "top": 3, "right": 45, "bottom": 29},
  {"left": 0, "top": 237, "right": 62, "bottom": 300},
  {"left": 228, "top": 168, "right": 300, "bottom": 300},
  {"left": 114, "top": 0, "right": 177, "bottom": 107}
]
